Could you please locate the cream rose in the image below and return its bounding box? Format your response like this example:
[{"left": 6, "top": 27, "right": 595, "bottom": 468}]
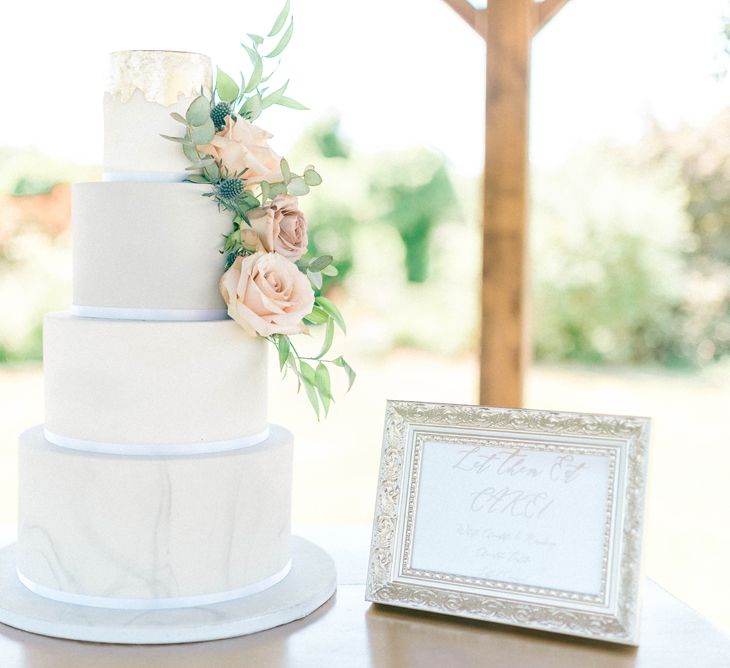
[
  {"left": 198, "top": 116, "right": 282, "bottom": 187},
  {"left": 247, "top": 195, "right": 309, "bottom": 261},
  {"left": 220, "top": 252, "right": 315, "bottom": 337}
]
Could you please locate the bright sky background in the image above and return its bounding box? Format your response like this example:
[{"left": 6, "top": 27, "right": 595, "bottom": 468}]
[{"left": 0, "top": 0, "right": 727, "bottom": 173}]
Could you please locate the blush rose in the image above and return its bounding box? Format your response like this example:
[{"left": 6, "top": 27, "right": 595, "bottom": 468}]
[
  {"left": 198, "top": 116, "right": 283, "bottom": 187},
  {"left": 248, "top": 195, "right": 308, "bottom": 261},
  {"left": 219, "top": 252, "right": 315, "bottom": 337}
]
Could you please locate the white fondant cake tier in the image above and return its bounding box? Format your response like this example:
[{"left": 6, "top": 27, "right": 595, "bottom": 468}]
[
  {"left": 17, "top": 425, "right": 292, "bottom": 606},
  {"left": 44, "top": 313, "right": 267, "bottom": 449},
  {"left": 104, "top": 50, "right": 212, "bottom": 178},
  {"left": 73, "top": 182, "right": 230, "bottom": 316}
]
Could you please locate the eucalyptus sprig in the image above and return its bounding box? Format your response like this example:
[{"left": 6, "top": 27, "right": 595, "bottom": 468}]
[
  {"left": 222, "top": 0, "right": 307, "bottom": 124},
  {"left": 297, "top": 254, "right": 338, "bottom": 291},
  {"left": 257, "top": 158, "right": 322, "bottom": 201},
  {"left": 268, "top": 296, "right": 355, "bottom": 420},
  {"left": 161, "top": 95, "right": 219, "bottom": 183}
]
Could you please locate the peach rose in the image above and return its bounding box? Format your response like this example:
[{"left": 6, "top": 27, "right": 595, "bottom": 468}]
[
  {"left": 220, "top": 252, "right": 315, "bottom": 337},
  {"left": 247, "top": 206, "right": 277, "bottom": 252},
  {"left": 240, "top": 227, "right": 264, "bottom": 252},
  {"left": 248, "top": 195, "right": 309, "bottom": 261},
  {"left": 198, "top": 116, "right": 282, "bottom": 187}
]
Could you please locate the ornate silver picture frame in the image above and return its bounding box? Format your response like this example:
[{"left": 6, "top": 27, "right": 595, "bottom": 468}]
[{"left": 366, "top": 400, "right": 651, "bottom": 645}]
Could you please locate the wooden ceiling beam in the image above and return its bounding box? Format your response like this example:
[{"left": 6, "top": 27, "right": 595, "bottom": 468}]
[
  {"left": 442, "top": 0, "right": 487, "bottom": 39},
  {"left": 532, "top": 0, "right": 570, "bottom": 34}
]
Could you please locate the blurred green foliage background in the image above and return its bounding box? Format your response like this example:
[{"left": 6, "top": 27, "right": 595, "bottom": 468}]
[{"left": 1, "top": 109, "right": 729, "bottom": 368}]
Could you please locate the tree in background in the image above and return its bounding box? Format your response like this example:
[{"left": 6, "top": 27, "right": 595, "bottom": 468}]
[
  {"left": 531, "top": 144, "right": 689, "bottom": 366},
  {"left": 368, "top": 148, "right": 457, "bottom": 283},
  {"left": 291, "top": 118, "right": 459, "bottom": 285},
  {"left": 643, "top": 111, "right": 730, "bottom": 364}
]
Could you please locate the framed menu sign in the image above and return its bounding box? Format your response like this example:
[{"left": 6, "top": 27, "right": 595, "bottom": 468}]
[{"left": 366, "top": 400, "right": 651, "bottom": 645}]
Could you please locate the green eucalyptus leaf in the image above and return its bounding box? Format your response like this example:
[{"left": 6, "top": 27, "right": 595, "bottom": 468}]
[
  {"left": 160, "top": 134, "right": 193, "bottom": 145},
  {"left": 242, "top": 44, "right": 259, "bottom": 65},
  {"left": 170, "top": 112, "right": 188, "bottom": 124},
  {"left": 309, "top": 255, "right": 333, "bottom": 272},
  {"left": 304, "top": 168, "right": 323, "bottom": 186},
  {"left": 185, "top": 157, "right": 216, "bottom": 171},
  {"left": 308, "top": 270, "right": 323, "bottom": 291},
  {"left": 269, "top": 181, "right": 287, "bottom": 197},
  {"left": 286, "top": 355, "right": 301, "bottom": 391},
  {"left": 315, "top": 363, "right": 332, "bottom": 415},
  {"left": 260, "top": 180, "right": 271, "bottom": 202},
  {"left": 276, "top": 95, "right": 308, "bottom": 111},
  {"left": 261, "top": 80, "right": 289, "bottom": 109},
  {"left": 203, "top": 161, "right": 220, "bottom": 182},
  {"left": 304, "top": 383, "right": 320, "bottom": 419},
  {"left": 223, "top": 233, "right": 237, "bottom": 252},
  {"left": 266, "top": 18, "right": 294, "bottom": 58},
  {"left": 321, "top": 265, "right": 339, "bottom": 277},
  {"left": 280, "top": 158, "right": 291, "bottom": 184},
  {"left": 299, "top": 361, "right": 320, "bottom": 419},
  {"left": 186, "top": 174, "right": 209, "bottom": 184},
  {"left": 332, "top": 356, "right": 356, "bottom": 391},
  {"left": 247, "top": 33, "right": 264, "bottom": 45},
  {"left": 183, "top": 142, "right": 200, "bottom": 162},
  {"left": 244, "top": 49, "right": 263, "bottom": 93},
  {"left": 186, "top": 95, "right": 211, "bottom": 126},
  {"left": 260, "top": 63, "right": 281, "bottom": 85},
  {"left": 237, "top": 72, "right": 246, "bottom": 103},
  {"left": 268, "top": 0, "right": 291, "bottom": 36},
  {"left": 190, "top": 117, "right": 215, "bottom": 145},
  {"left": 316, "top": 318, "right": 335, "bottom": 360},
  {"left": 287, "top": 176, "right": 309, "bottom": 196},
  {"left": 241, "top": 190, "right": 261, "bottom": 207},
  {"left": 304, "top": 305, "right": 329, "bottom": 325},
  {"left": 244, "top": 63, "right": 263, "bottom": 94},
  {"left": 277, "top": 334, "right": 290, "bottom": 370},
  {"left": 317, "top": 296, "right": 346, "bottom": 333},
  {"left": 240, "top": 93, "right": 263, "bottom": 120},
  {"left": 216, "top": 67, "right": 240, "bottom": 102}
]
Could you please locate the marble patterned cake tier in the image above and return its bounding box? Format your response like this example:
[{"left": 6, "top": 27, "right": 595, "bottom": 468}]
[
  {"left": 0, "top": 537, "right": 336, "bottom": 643},
  {"left": 17, "top": 425, "right": 293, "bottom": 605},
  {"left": 44, "top": 313, "right": 268, "bottom": 450},
  {"left": 72, "top": 182, "right": 230, "bottom": 317}
]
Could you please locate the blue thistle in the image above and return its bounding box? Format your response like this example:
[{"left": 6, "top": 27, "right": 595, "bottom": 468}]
[
  {"left": 216, "top": 178, "right": 244, "bottom": 202},
  {"left": 211, "top": 102, "right": 233, "bottom": 131}
]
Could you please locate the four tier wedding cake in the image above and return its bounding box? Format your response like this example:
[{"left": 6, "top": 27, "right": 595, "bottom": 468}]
[
  {"left": 19, "top": 50, "right": 293, "bottom": 607},
  {"left": 1, "top": 48, "right": 338, "bottom": 641}
]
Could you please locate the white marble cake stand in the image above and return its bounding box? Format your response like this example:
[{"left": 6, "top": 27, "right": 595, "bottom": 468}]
[{"left": 0, "top": 536, "right": 336, "bottom": 644}]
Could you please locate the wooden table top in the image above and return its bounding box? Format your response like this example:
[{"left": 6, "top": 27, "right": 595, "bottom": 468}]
[{"left": 1, "top": 526, "right": 728, "bottom": 667}]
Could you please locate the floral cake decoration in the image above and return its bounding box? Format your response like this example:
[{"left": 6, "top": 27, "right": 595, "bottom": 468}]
[{"left": 162, "top": 0, "right": 354, "bottom": 417}]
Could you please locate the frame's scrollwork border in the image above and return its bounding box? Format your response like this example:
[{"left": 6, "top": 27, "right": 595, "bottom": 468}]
[{"left": 365, "top": 400, "right": 650, "bottom": 645}]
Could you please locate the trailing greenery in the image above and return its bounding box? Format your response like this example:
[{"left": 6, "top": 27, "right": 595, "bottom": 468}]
[
  {"left": 268, "top": 294, "right": 355, "bottom": 418},
  {"left": 160, "top": 1, "right": 353, "bottom": 416}
]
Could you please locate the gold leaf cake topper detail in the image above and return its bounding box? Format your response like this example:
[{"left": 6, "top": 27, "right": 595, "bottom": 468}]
[{"left": 107, "top": 50, "right": 212, "bottom": 106}]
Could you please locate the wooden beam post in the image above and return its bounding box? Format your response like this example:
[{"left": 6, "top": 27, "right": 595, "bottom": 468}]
[
  {"left": 441, "top": 0, "right": 488, "bottom": 38},
  {"left": 480, "top": 0, "right": 532, "bottom": 407},
  {"left": 533, "top": 0, "right": 570, "bottom": 34}
]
